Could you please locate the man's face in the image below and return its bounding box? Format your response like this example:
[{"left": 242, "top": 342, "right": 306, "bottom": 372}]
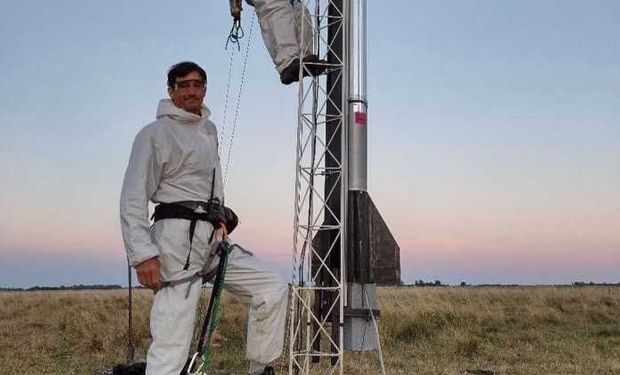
[{"left": 168, "top": 71, "right": 206, "bottom": 115}]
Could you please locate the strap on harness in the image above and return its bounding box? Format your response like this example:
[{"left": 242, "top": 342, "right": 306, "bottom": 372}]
[{"left": 160, "top": 273, "right": 202, "bottom": 289}]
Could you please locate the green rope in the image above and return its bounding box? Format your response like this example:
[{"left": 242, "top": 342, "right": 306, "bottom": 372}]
[{"left": 197, "top": 245, "right": 232, "bottom": 373}]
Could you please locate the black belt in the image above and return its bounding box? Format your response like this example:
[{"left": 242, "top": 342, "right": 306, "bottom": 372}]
[{"left": 152, "top": 201, "right": 238, "bottom": 270}]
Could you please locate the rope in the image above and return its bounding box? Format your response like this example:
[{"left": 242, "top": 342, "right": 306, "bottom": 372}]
[
  {"left": 197, "top": 262, "right": 227, "bottom": 371},
  {"left": 218, "top": 49, "right": 235, "bottom": 157},
  {"left": 222, "top": 12, "right": 256, "bottom": 186},
  {"left": 126, "top": 258, "right": 135, "bottom": 364},
  {"left": 187, "top": 242, "right": 233, "bottom": 375},
  {"left": 363, "top": 285, "right": 386, "bottom": 375},
  {"left": 225, "top": 18, "right": 245, "bottom": 51},
  {"left": 186, "top": 13, "right": 255, "bottom": 374},
  {"left": 219, "top": 11, "right": 245, "bottom": 155},
  {"left": 279, "top": 285, "right": 294, "bottom": 374},
  {"left": 190, "top": 286, "right": 209, "bottom": 355}
]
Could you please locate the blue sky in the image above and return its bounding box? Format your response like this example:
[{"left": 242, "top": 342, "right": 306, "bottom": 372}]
[{"left": 0, "top": 0, "right": 618, "bottom": 287}]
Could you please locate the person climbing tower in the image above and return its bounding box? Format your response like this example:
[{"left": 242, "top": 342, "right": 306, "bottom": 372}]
[{"left": 236, "top": 0, "right": 328, "bottom": 84}]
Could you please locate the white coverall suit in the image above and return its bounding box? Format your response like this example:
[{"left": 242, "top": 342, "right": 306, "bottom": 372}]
[
  {"left": 120, "top": 99, "right": 288, "bottom": 375},
  {"left": 247, "top": 0, "right": 313, "bottom": 73}
]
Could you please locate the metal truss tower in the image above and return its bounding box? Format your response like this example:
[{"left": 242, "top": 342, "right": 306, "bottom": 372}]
[
  {"left": 289, "top": 1, "right": 347, "bottom": 374},
  {"left": 289, "top": 1, "right": 400, "bottom": 373}
]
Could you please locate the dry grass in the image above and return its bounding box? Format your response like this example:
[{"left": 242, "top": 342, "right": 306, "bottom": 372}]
[
  {"left": 376, "top": 286, "right": 620, "bottom": 374},
  {"left": 0, "top": 286, "right": 619, "bottom": 374}
]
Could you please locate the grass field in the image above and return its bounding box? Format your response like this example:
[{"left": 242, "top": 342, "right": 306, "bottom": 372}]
[{"left": 0, "top": 286, "right": 619, "bottom": 374}]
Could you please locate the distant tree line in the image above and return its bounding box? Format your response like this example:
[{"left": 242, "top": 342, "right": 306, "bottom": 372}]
[
  {"left": 413, "top": 280, "right": 444, "bottom": 287},
  {"left": 0, "top": 284, "right": 123, "bottom": 292},
  {"left": 2, "top": 281, "right": 618, "bottom": 292},
  {"left": 403, "top": 280, "right": 620, "bottom": 287},
  {"left": 572, "top": 281, "right": 620, "bottom": 287}
]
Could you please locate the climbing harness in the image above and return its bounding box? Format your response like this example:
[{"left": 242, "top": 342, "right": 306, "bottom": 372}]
[
  {"left": 151, "top": 170, "right": 238, "bottom": 270},
  {"left": 187, "top": 240, "right": 233, "bottom": 375}
]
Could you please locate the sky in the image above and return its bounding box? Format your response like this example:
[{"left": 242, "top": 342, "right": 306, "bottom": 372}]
[{"left": 0, "top": 0, "right": 618, "bottom": 287}]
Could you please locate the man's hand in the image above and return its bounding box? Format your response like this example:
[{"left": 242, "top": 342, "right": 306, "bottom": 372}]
[
  {"left": 136, "top": 256, "right": 161, "bottom": 291},
  {"left": 211, "top": 222, "right": 229, "bottom": 244},
  {"left": 219, "top": 222, "right": 229, "bottom": 238}
]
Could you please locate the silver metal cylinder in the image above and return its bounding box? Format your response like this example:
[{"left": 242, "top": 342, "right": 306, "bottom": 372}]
[{"left": 347, "top": 0, "right": 367, "bottom": 191}]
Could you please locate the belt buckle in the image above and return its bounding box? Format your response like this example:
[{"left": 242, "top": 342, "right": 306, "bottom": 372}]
[{"left": 194, "top": 205, "right": 207, "bottom": 213}]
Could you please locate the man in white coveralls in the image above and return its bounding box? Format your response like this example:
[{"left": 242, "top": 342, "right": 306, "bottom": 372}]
[{"left": 120, "top": 61, "right": 287, "bottom": 375}]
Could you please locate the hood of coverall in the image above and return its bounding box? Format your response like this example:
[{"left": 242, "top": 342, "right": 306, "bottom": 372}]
[{"left": 156, "top": 99, "right": 212, "bottom": 123}]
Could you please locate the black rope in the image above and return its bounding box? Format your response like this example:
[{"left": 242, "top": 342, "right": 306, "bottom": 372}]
[
  {"left": 225, "top": 18, "right": 244, "bottom": 51},
  {"left": 126, "top": 258, "right": 135, "bottom": 364}
]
